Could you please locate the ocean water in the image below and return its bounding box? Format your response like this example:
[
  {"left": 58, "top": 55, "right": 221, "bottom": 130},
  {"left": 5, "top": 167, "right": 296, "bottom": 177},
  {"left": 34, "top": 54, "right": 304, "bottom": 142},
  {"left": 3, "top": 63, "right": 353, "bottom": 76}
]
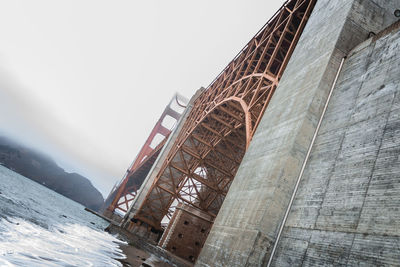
[{"left": 0, "top": 165, "right": 127, "bottom": 266}]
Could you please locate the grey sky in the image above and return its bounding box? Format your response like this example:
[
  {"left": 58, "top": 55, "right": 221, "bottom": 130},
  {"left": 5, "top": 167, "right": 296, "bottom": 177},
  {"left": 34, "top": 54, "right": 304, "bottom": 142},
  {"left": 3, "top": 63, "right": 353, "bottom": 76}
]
[{"left": 0, "top": 0, "right": 284, "bottom": 196}]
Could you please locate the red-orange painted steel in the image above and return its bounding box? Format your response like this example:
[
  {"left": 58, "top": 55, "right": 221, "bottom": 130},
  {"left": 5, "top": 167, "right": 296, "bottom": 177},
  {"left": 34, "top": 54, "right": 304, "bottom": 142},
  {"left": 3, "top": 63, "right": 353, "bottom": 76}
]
[
  {"left": 106, "top": 94, "right": 187, "bottom": 214},
  {"left": 131, "top": 0, "right": 317, "bottom": 230}
]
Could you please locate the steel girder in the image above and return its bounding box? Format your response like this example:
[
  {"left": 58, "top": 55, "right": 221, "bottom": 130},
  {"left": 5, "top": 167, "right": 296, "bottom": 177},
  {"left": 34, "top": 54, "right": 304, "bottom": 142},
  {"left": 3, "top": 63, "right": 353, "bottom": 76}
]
[{"left": 133, "top": 0, "right": 316, "bottom": 229}]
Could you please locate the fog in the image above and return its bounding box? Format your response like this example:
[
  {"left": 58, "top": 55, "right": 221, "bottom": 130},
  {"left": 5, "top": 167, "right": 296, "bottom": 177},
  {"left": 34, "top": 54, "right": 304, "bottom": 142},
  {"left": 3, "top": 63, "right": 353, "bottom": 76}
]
[{"left": 0, "top": 0, "right": 284, "bottom": 196}]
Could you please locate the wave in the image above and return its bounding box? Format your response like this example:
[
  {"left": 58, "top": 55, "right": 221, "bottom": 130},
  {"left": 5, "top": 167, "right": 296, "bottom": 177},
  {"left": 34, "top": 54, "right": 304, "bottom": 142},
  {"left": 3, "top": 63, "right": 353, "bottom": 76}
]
[{"left": 0, "top": 217, "right": 127, "bottom": 267}]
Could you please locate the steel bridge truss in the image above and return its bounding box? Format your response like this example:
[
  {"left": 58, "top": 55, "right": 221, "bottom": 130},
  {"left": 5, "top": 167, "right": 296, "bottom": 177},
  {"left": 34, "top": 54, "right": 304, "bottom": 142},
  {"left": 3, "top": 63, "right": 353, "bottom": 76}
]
[{"left": 133, "top": 0, "right": 316, "bottom": 229}]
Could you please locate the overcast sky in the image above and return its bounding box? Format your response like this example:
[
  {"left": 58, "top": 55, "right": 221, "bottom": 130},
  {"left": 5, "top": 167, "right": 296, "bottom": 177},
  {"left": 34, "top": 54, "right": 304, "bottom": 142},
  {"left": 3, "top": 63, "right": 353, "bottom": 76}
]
[{"left": 0, "top": 0, "right": 284, "bottom": 197}]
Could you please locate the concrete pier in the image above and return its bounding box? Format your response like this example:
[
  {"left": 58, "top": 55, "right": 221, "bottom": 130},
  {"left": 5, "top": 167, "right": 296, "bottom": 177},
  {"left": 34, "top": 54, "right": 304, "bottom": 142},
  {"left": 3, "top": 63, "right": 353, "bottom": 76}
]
[
  {"left": 196, "top": 0, "right": 399, "bottom": 266},
  {"left": 271, "top": 20, "right": 400, "bottom": 266}
]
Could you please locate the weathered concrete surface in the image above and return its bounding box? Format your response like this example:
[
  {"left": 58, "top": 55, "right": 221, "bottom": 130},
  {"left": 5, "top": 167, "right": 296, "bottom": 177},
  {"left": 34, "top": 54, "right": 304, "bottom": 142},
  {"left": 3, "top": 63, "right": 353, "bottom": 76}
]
[
  {"left": 196, "top": 0, "right": 398, "bottom": 266},
  {"left": 123, "top": 88, "right": 205, "bottom": 228},
  {"left": 271, "top": 21, "right": 400, "bottom": 267}
]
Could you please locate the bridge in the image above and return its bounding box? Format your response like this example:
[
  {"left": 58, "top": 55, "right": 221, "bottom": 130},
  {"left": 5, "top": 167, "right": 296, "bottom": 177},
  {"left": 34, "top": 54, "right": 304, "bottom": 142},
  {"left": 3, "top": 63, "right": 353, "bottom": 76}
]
[
  {"left": 104, "top": 0, "right": 400, "bottom": 265},
  {"left": 105, "top": 0, "right": 316, "bottom": 261}
]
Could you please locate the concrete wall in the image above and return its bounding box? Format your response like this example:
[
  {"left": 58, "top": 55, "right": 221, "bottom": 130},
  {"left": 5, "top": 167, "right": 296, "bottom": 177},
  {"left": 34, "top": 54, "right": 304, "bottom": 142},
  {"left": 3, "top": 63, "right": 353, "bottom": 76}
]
[
  {"left": 272, "top": 21, "right": 400, "bottom": 266},
  {"left": 196, "top": 0, "right": 398, "bottom": 266}
]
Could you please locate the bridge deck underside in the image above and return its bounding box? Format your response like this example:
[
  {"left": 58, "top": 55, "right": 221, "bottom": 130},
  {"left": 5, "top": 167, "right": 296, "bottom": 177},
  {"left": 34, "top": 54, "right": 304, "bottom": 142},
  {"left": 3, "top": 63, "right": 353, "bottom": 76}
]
[
  {"left": 135, "top": 0, "right": 316, "bottom": 229},
  {"left": 106, "top": 140, "right": 165, "bottom": 213},
  {"left": 116, "top": 147, "right": 162, "bottom": 213}
]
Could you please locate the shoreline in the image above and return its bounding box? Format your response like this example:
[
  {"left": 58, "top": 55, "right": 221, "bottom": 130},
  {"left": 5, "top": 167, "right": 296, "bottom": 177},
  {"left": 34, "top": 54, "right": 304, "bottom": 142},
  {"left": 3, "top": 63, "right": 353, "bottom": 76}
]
[{"left": 106, "top": 224, "right": 192, "bottom": 267}]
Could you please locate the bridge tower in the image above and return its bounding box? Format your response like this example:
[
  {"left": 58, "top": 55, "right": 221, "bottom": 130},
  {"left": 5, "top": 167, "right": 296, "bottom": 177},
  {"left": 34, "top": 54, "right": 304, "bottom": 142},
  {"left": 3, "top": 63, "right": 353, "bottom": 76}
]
[{"left": 103, "top": 94, "right": 188, "bottom": 220}]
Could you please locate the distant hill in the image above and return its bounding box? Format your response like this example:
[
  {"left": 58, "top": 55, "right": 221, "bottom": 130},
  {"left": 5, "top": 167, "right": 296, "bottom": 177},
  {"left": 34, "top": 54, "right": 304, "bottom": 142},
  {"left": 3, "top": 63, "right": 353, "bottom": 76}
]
[{"left": 0, "top": 136, "right": 104, "bottom": 211}]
